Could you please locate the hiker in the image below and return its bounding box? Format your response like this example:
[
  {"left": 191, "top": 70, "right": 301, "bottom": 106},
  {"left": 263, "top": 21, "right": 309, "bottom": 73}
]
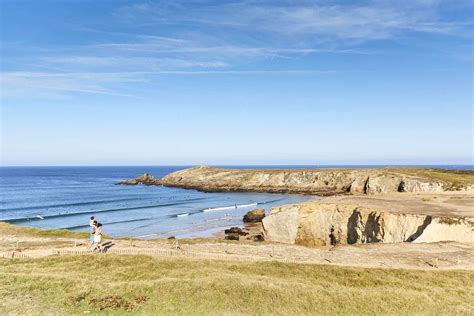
[
  {"left": 88, "top": 217, "right": 97, "bottom": 250},
  {"left": 92, "top": 223, "right": 103, "bottom": 252}
]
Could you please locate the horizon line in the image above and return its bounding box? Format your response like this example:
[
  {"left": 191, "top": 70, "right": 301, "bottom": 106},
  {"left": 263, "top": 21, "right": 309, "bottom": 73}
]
[{"left": 1, "top": 163, "right": 473, "bottom": 168}]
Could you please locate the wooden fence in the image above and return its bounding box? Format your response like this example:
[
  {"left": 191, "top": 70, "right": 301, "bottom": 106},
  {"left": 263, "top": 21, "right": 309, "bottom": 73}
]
[{"left": 1, "top": 247, "right": 299, "bottom": 264}]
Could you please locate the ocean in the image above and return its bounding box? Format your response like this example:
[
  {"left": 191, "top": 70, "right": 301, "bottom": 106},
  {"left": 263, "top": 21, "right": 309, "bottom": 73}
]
[
  {"left": 0, "top": 166, "right": 316, "bottom": 239},
  {"left": 1, "top": 165, "right": 471, "bottom": 239}
]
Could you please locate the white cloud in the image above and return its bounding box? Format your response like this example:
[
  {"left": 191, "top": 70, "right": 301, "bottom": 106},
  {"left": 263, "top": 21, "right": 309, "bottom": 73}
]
[
  {"left": 0, "top": 69, "right": 336, "bottom": 98},
  {"left": 114, "top": 1, "right": 473, "bottom": 41},
  {"left": 0, "top": 71, "right": 143, "bottom": 98},
  {"left": 40, "top": 56, "right": 230, "bottom": 70},
  {"left": 2, "top": 0, "right": 471, "bottom": 99}
]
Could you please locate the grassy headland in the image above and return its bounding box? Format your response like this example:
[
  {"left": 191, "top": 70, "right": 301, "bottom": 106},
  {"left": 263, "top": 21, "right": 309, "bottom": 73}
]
[{"left": 155, "top": 166, "right": 474, "bottom": 195}]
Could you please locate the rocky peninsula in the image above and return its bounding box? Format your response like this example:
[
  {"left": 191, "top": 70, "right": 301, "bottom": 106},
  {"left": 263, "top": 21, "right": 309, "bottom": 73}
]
[
  {"left": 119, "top": 166, "right": 473, "bottom": 195},
  {"left": 118, "top": 166, "right": 474, "bottom": 246}
]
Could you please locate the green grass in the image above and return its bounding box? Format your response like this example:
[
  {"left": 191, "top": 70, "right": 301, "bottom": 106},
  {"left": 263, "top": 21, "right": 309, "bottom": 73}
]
[
  {"left": 1, "top": 255, "right": 472, "bottom": 315},
  {"left": 0, "top": 221, "right": 90, "bottom": 239},
  {"left": 0, "top": 222, "right": 245, "bottom": 246}
]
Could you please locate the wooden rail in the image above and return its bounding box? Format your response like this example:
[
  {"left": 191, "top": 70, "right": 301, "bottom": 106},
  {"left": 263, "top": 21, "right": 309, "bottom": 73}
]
[
  {"left": 0, "top": 251, "right": 33, "bottom": 259},
  {"left": 1, "top": 247, "right": 299, "bottom": 264}
]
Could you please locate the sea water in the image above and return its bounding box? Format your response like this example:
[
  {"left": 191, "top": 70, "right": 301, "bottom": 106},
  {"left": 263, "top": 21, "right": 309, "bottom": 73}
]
[{"left": 0, "top": 166, "right": 315, "bottom": 238}]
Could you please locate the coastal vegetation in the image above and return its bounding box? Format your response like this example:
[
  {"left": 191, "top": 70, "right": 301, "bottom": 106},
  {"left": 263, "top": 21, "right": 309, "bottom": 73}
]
[
  {"left": 383, "top": 168, "right": 474, "bottom": 191},
  {"left": 0, "top": 222, "right": 88, "bottom": 239},
  {"left": 1, "top": 255, "right": 473, "bottom": 315}
]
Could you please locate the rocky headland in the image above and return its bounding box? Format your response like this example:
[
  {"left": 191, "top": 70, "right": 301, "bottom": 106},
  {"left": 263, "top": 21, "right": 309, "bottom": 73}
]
[
  {"left": 120, "top": 166, "right": 473, "bottom": 195},
  {"left": 118, "top": 166, "right": 474, "bottom": 247}
]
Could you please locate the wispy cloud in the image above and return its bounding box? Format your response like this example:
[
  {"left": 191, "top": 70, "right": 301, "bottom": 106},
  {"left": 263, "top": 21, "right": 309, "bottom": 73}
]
[
  {"left": 39, "top": 56, "right": 230, "bottom": 71},
  {"left": 0, "top": 71, "right": 143, "bottom": 98},
  {"left": 2, "top": 0, "right": 471, "bottom": 99},
  {"left": 0, "top": 69, "right": 337, "bottom": 98},
  {"left": 113, "top": 0, "right": 473, "bottom": 41},
  {"left": 92, "top": 42, "right": 361, "bottom": 57}
]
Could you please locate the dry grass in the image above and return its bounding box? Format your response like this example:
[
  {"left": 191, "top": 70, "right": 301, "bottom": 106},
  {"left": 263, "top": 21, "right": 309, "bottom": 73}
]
[
  {"left": 385, "top": 168, "right": 474, "bottom": 190},
  {"left": 0, "top": 255, "right": 473, "bottom": 315}
]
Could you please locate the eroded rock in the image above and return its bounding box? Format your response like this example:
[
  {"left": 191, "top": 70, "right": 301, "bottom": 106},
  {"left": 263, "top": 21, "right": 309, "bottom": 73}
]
[{"left": 262, "top": 202, "right": 473, "bottom": 247}]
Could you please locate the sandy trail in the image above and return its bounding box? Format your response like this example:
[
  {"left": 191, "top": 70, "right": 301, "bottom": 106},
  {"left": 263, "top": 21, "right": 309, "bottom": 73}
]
[{"left": 2, "top": 232, "right": 473, "bottom": 270}]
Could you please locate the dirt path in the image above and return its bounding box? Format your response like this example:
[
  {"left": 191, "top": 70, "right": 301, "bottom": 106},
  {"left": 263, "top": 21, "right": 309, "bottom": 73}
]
[{"left": 2, "top": 233, "right": 473, "bottom": 270}]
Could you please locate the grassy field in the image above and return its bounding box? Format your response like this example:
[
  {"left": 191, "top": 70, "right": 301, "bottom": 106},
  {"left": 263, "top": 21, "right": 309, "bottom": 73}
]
[{"left": 1, "top": 255, "right": 473, "bottom": 315}]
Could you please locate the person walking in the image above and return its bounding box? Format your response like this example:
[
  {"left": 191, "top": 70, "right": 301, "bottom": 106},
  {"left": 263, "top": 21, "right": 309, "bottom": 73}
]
[
  {"left": 88, "top": 217, "right": 97, "bottom": 250},
  {"left": 93, "top": 223, "right": 103, "bottom": 252}
]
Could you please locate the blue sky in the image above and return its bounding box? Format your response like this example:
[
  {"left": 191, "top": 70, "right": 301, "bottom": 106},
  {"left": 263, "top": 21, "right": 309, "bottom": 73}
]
[{"left": 1, "top": 0, "right": 473, "bottom": 166}]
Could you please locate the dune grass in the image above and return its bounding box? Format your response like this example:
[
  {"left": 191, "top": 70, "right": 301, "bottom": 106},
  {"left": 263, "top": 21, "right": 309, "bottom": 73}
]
[{"left": 1, "top": 255, "right": 472, "bottom": 315}]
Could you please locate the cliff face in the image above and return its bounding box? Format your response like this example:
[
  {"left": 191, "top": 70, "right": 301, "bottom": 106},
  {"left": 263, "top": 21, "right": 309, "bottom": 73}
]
[
  {"left": 157, "top": 166, "right": 447, "bottom": 195},
  {"left": 262, "top": 202, "right": 474, "bottom": 246}
]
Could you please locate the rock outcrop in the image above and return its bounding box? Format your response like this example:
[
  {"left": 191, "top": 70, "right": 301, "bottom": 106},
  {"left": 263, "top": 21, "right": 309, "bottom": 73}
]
[
  {"left": 262, "top": 201, "right": 474, "bottom": 247},
  {"left": 224, "top": 227, "right": 246, "bottom": 240},
  {"left": 155, "top": 166, "right": 456, "bottom": 195},
  {"left": 243, "top": 209, "right": 266, "bottom": 223},
  {"left": 117, "top": 173, "right": 160, "bottom": 185}
]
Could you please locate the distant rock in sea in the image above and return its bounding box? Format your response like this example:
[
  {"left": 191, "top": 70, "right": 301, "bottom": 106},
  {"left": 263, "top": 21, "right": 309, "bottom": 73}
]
[{"left": 116, "top": 173, "right": 160, "bottom": 185}]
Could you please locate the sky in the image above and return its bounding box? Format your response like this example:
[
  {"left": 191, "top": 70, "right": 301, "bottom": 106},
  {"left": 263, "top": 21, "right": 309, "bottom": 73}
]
[{"left": 0, "top": 0, "right": 473, "bottom": 166}]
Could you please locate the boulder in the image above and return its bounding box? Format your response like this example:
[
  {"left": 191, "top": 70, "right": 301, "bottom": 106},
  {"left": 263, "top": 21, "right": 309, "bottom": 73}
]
[
  {"left": 225, "top": 227, "right": 242, "bottom": 234},
  {"left": 225, "top": 234, "right": 240, "bottom": 241},
  {"left": 243, "top": 208, "right": 266, "bottom": 223}
]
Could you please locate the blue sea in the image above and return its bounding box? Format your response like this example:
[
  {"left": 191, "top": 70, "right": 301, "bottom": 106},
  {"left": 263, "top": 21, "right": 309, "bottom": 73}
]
[
  {"left": 0, "top": 165, "right": 472, "bottom": 239},
  {"left": 0, "top": 166, "right": 316, "bottom": 239}
]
